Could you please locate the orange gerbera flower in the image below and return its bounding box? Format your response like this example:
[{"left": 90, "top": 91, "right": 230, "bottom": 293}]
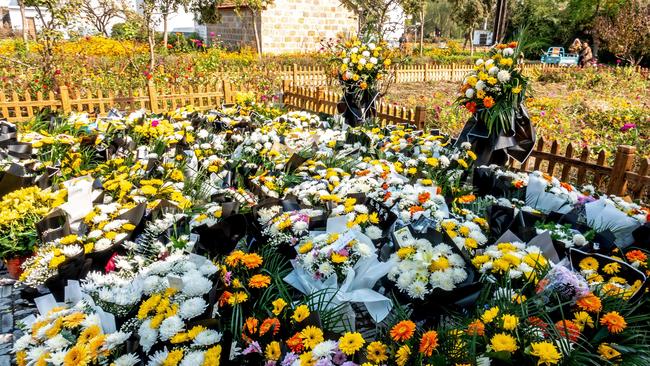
[
  {"left": 576, "top": 293, "right": 602, "bottom": 313},
  {"left": 600, "top": 312, "right": 627, "bottom": 334},
  {"left": 286, "top": 332, "right": 304, "bottom": 353},
  {"left": 419, "top": 330, "right": 439, "bottom": 356},
  {"left": 457, "top": 194, "right": 476, "bottom": 204},
  {"left": 560, "top": 182, "right": 573, "bottom": 191},
  {"left": 418, "top": 192, "right": 431, "bottom": 204},
  {"left": 513, "top": 180, "right": 525, "bottom": 189},
  {"left": 626, "top": 250, "right": 647, "bottom": 263},
  {"left": 409, "top": 206, "right": 425, "bottom": 215},
  {"left": 390, "top": 320, "right": 416, "bottom": 342},
  {"left": 219, "top": 291, "right": 232, "bottom": 307},
  {"left": 467, "top": 320, "right": 485, "bottom": 336},
  {"left": 242, "top": 253, "right": 263, "bottom": 269},
  {"left": 259, "top": 318, "right": 281, "bottom": 336},
  {"left": 244, "top": 317, "right": 259, "bottom": 335},
  {"left": 555, "top": 320, "right": 580, "bottom": 342},
  {"left": 483, "top": 96, "right": 495, "bottom": 108},
  {"left": 248, "top": 274, "right": 271, "bottom": 289}
]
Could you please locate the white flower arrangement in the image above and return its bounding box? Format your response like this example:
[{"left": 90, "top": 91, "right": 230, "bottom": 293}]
[
  {"left": 388, "top": 238, "right": 468, "bottom": 299},
  {"left": 295, "top": 231, "right": 374, "bottom": 280}
]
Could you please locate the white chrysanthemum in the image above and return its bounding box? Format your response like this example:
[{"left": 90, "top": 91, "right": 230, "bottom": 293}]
[
  {"left": 292, "top": 220, "right": 308, "bottom": 233},
  {"left": 147, "top": 349, "right": 169, "bottom": 366},
  {"left": 26, "top": 346, "right": 48, "bottom": 362},
  {"left": 356, "top": 243, "right": 373, "bottom": 257},
  {"left": 407, "top": 281, "right": 428, "bottom": 299},
  {"left": 44, "top": 334, "right": 69, "bottom": 350},
  {"left": 572, "top": 233, "right": 587, "bottom": 247},
  {"left": 88, "top": 229, "right": 103, "bottom": 239},
  {"left": 475, "top": 80, "right": 486, "bottom": 90},
  {"left": 488, "top": 66, "right": 499, "bottom": 75},
  {"left": 180, "top": 351, "right": 205, "bottom": 366},
  {"left": 159, "top": 316, "right": 184, "bottom": 341},
  {"left": 477, "top": 355, "right": 492, "bottom": 366},
  {"left": 465, "top": 88, "right": 475, "bottom": 98},
  {"left": 95, "top": 238, "right": 113, "bottom": 251},
  {"left": 47, "top": 350, "right": 66, "bottom": 366},
  {"left": 497, "top": 70, "right": 511, "bottom": 83},
  {"left": 312, "top": 340, "right": 337, "bottom": 359},
  {"left": 81, "top": 313, "right": 101, "bottom": 328},
  {"left": 113, "top": 353, "right": 140, "bottom": 366},
  {"left": 13, "top": 334, "right": 33, "bottom": 352},
  {"left": 503, "top": 47, "right": 514, "bottom": 57},
  {"left": 193, "top": 329, "right": 222, "bottom": 347},
  {"left": 179, "top": 297, "right": 208, "bottom": 320},
  {"left": 62, "top": 245, "right": 83, "bottom": 257},
  {"left": 138, "top": 320, "right": 159, "bottom": 352},
  {"left": 318, "top": 262, "right": 334, "bottom": 277},
  {"left": 365, "top": 225, "right": 383, "bottom": 240},
  {"left": 181, "top": 274, "right": 212, "bottom": 297},
  {"left": 475, "top": 58, "right": 484, "bottom": 65},
  {"left": 143, "top": 275, "right": 161, "bottom": 294},
  {"left": 104, "top": 331, "right": 131, "bottom": 350}
]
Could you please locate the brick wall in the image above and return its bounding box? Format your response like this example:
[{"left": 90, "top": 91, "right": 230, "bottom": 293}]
[
  {"left": 261, "top": 0, "right": 358, "bottom": 54},
  {"left": 206, "top": 9, "right": 260, "bottom": 50}
]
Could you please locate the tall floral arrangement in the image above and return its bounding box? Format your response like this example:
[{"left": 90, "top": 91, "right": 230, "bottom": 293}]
[{"left": 456, "top": 41, "right": 529, "bottom": 134}]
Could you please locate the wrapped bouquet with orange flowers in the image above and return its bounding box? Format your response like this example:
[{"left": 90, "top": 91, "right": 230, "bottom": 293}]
[{"left": 455, "top": 40, "right": 536, "bottom": 166}]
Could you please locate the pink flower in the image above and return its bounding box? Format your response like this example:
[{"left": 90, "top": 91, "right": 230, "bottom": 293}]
[
  {"left": 105, "top": 252, "right": 119, "bottom": 273},
  {"left": 620, "top": 123, "right": 636, "bottom": 132},
  {"left": 151, "top": 120, "right": 160, "bottom": 127}
]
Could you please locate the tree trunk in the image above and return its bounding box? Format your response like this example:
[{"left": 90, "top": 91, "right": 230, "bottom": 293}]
[
  {"left": 470, "top": 27, "right": 474, "bottom": 56},
  {"left": 19, "top": 0, "right": 27, "bottom": 43},
  {"left": 162, "top": 14, "right": 168, "bottom": 49},
  {"left": 148, "top": 31, "right": 156, "bottom": 71},
  {"left": 251, "top": 9, "right": 262, "bottom": 58},
  {"left": 419, "top": 5, "right": 425, "bottom": 56}
]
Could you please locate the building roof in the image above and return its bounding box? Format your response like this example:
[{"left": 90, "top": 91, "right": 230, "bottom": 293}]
[{"left": 217, "top": 1, "right": 247, "bottom": 9}]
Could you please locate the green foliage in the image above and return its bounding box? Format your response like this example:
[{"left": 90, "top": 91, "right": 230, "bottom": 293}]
[{"left": 111, "top": 21, "right": 147, "bottom": 41}]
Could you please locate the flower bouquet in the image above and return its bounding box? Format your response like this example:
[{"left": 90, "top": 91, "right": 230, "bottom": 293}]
[
  {"left": 455, "top": 41, "right": 535, "bottom": 166},
  {"left": 328, "top": 35, "right": 395, "bottom": 126}
]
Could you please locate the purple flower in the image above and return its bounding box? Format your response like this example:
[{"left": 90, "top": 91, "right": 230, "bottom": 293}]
[
  {"left": 540, "top": 111, "right": 546, "bottom": 117},
  {"left": 210, "top": 31, "right": 215, "bottom": 37},
  {"left": 281, "top": 353, "right": 299, "bottom": 366},
  {"left": 265, "top": 362, "right": 277, "bottom": 366},
  {"left": 620, "top": 123, "right": 636, "bottom": 132},
  {"left": 223, "top": 271, "right": 232, "bottom": 286},
  {"left": 315, "top": 359, "right": 333, "bottom": 366},
  {"left": 341, "top": 362, "right": 358, "bottom": 366},
  {"left": 243, "top": 341, "right": 262, "bottom": 355},
  {"left": 332, "top": 350, "right": 347, "bottom": 365}
]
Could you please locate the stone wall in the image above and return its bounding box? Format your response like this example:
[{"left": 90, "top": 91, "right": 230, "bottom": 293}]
[
  {"left": 206, "top": 8, "right": 260, "bottom": 50},
  {"left": 260, "top": 0, "right": 358, "bottom": 54}
]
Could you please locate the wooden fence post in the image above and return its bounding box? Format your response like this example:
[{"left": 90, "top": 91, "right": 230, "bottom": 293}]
[
  {"left": 315, "top": 86, "right": 325, "bottom": 113},
  {"left": 423, "top": 64, "right": 430, "bottom": 82},
  {"left": 222, "top": 80, "right": 232, "bottom": 104},
  {"left": 292, "top": 63, "right": 298, "bottom": 86},
  {"left": 607, "top": 145, "right": 636, "bottom": 196},
  {"left": 147, "top": 79, "right": 158, "bottom": 113},
  {"left": 59, "top": 86, "right": 71, "bottom": 114},
  {"left": 450, "top": 63, "right": 456, "bottom": 81},
  {"left": 414, "top": 105, "right": 427, "bottom": 129}
]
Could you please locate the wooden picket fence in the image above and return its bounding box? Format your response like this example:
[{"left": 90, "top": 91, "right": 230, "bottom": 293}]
[
  {"left": 0, "top": 80, "right": 235, "bottom": 122},
  {"left": 277, "top": 63, "right": 649, "bottom": 87},
  {"left": 510, "top": 139, "right": 649, "bottom": 200},
  {"left": 281, "top": 81, "right": 427, "bottom": 128}
]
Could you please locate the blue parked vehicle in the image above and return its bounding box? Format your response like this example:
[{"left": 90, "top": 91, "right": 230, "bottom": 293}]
[{"left": 540, "top": 47, "right": 579, "bottom": 66}]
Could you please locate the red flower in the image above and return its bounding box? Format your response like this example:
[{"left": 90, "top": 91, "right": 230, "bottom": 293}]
[
  {"left": 104, "top": 252, "right": 118, "bottom": 273},
  {"left": 465, "top": 101, "right": 477, "bottom": 114}
]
